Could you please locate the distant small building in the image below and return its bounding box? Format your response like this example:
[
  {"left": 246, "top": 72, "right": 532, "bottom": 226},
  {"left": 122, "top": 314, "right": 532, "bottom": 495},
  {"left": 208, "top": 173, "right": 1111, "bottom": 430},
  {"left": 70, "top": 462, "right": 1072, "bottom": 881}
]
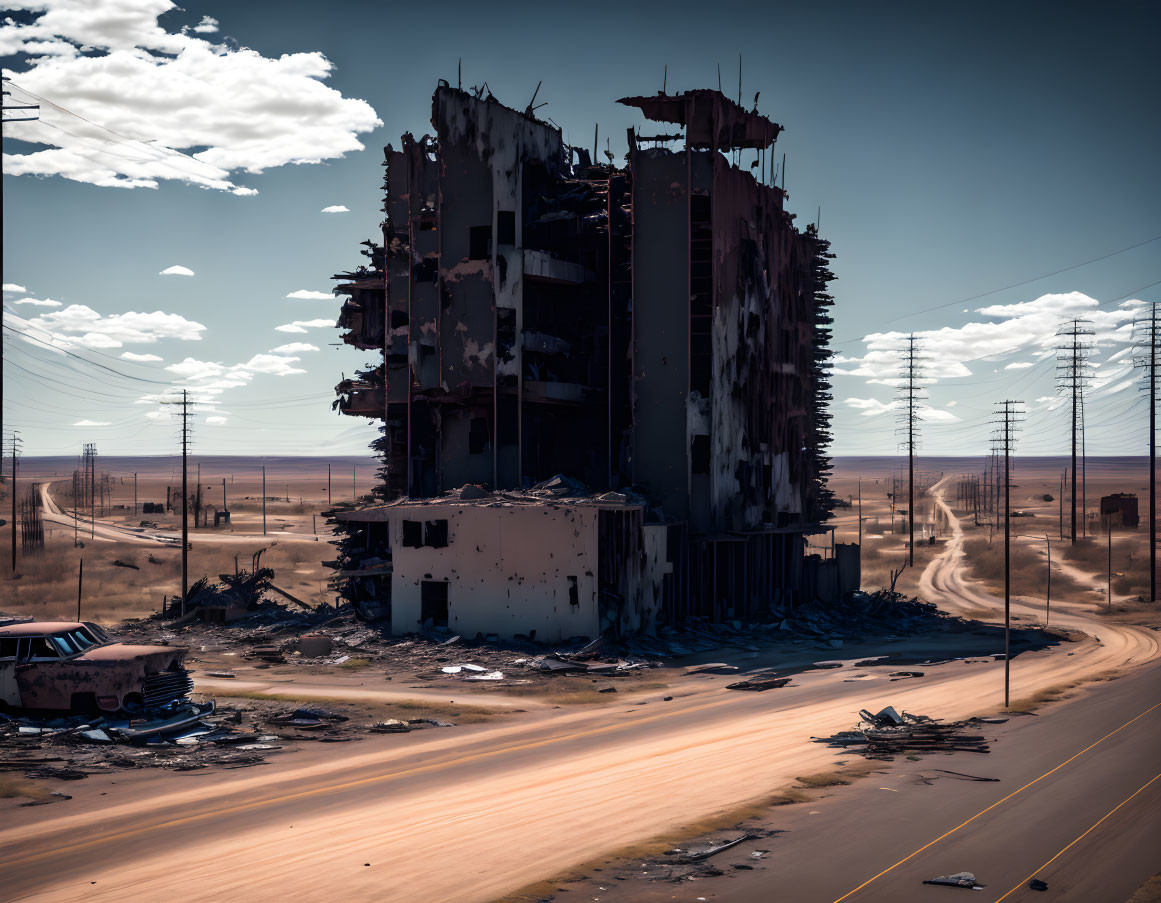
[{"left": 1100, "top": 493, "right": 1139, "bottom": 528}]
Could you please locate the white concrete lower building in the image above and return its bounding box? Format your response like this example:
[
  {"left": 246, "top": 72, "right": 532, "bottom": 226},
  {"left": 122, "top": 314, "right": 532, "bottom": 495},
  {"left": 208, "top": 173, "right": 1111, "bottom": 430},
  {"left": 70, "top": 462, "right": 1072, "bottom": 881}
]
[{"left": 338, "top": 486, "right": 682, "bottom": 642}]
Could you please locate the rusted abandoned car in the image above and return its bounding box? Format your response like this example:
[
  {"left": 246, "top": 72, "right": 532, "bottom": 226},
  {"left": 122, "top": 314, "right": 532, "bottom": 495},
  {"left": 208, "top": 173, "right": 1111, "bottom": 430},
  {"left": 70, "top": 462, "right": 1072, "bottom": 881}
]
[{"left": 0, "top": 621, "right": 192, "bottom": 714}]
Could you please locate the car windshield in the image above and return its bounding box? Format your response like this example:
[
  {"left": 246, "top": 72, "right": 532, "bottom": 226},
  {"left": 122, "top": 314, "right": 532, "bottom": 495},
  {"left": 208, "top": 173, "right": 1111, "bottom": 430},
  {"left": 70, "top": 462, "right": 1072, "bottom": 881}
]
[
  {"left": 50, "top": 633, "right": 81, "bottom": 657},
  {"left": 68, "top": 628, "right": 98, "bottom": 651}
]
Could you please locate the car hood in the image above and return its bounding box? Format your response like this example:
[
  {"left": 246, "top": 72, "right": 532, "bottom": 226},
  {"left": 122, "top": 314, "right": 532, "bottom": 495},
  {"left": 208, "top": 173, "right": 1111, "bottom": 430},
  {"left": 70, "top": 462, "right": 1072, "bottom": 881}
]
[{"left": 74, "top": 643, "right": 187, "bottom": 665}]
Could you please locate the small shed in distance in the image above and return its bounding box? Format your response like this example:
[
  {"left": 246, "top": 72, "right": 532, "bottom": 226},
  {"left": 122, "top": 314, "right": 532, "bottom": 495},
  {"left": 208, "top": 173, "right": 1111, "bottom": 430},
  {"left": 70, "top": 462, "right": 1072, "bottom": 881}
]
[{"left": 1100, "top": 493, "right": 1139, "bottom": 528}]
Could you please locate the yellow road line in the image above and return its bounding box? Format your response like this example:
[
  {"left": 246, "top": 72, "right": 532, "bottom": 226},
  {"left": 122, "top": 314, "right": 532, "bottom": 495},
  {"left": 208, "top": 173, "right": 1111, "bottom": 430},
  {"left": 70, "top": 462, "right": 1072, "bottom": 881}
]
[
  {"left": 993, "top": 771, "right": 1161, "bottom": 902},
  {"left": 832, "top": 700, "right": 1161, "bottom": 902}
]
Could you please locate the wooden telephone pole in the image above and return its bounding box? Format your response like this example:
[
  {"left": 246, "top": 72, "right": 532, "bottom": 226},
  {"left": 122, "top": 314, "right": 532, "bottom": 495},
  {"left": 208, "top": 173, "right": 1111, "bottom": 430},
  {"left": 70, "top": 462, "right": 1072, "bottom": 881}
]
[
  {"left": 1056, "top": 319, "right": 1093, "bottom": 544},
  {"left": 996, "top": 400, "right": 1024, "bottom": 708},
  {"left": 1134, "top": 303, "right": 1160, "bottom": 604},
  {"left": 896, "top": 335, "right": 924, "bottom": 567},
  {"left": 163, "top": 391, "right": 192, "bottom": 614}
]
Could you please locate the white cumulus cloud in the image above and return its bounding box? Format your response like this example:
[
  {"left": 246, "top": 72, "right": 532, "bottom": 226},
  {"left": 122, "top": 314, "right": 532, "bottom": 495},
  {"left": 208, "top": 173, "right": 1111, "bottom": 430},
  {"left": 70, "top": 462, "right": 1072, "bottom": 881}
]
[
  {"left": 321, "top": 205, "right": 349, "bottom": 213},
  {"left": 205, "top": 415, "right": 228, "bottom": 425},
  {"left": 271, "top": 342, "right": 319, "bottom": 353},
  {"left": 120, "top": 351, "right": 162, "bottom": 362},
  {"left": 13, "top": 297, "right": 62, "bottom": 307},
  {"left": 16, "top": 304, "right": 206, "bottom": 349},
  {"left": 3, "top": 284, "right": 28, "bottom": 293},
  {"left": 0, "top": 1, "right": 381, "bottom": 193},
  {"left": 159, "top": 265, "right": 194, "bottom": 276},
  {"left": 835, "top": 292, "right": 1139, "bottom": 387},
  {"left": 285, "top": 289, "right": 333, "bottom": 300},
  {"left": 238, "top": 353, "right": 306, "bottom": 376},
  {"left": 73, "top": 419, "right": 111, "bottom": 426},
  {"left": 275, "top": 318, "right": 333, "bottom": 333},
  {"left": 1003, "top": 361, "right": 1035, "bottom": 370}
]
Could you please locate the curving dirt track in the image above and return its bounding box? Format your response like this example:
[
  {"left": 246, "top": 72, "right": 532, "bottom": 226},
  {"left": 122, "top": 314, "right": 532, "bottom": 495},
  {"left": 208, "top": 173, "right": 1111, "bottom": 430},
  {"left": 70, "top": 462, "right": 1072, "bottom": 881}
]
[
  {"left": 37, "top": 482, "right": 318, "bottom": 546},
  {"left": 920, "top": 475, "right": 1161, "bottom": 677},
  {"left": 1, "top": 478, "right": 1158, "bottom": 903}
]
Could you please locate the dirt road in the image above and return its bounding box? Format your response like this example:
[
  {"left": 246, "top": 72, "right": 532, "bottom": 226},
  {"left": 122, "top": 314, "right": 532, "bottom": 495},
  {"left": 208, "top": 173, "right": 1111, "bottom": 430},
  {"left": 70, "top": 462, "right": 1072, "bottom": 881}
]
[
  {"left": 2, "top": 479, "right": 1157, "bottom": 903},
  {"left": 37, "top": 482, "right": 319, "bottom": 546}
]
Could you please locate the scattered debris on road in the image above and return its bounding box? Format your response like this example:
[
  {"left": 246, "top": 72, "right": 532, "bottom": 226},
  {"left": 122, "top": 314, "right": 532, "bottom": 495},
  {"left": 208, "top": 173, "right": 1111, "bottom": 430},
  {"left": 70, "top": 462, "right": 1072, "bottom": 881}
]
[
  {"left": 815, "top": 707, "right": 1003, "bottom": 760},
  {"left": 922, "top": 871, "right": 986, "bottom": 890},
  {"left": 726, "top": 673, "right": 791, "bottom": 691}
]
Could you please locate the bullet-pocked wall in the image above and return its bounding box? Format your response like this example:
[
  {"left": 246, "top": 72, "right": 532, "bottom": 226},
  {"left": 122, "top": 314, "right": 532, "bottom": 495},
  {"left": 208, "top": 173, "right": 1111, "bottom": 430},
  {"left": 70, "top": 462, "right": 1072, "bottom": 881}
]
[{"left": 329, "top": 84, "right": 841, "bottom": 631}]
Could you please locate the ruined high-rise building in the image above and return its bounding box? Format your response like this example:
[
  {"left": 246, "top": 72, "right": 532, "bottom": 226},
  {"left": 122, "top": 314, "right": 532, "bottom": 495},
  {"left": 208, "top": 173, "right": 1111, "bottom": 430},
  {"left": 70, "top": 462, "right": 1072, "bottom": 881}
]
[{"left": 329, "top": 84, "right": 847, "bottom": 640}]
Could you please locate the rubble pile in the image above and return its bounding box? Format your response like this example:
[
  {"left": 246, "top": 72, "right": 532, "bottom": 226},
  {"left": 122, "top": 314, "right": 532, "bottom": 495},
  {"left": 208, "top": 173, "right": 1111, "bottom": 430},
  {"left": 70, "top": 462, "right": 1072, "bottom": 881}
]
[
  {"left": 814, "top": 705, "right": 1006, "bottom": 760},
  {"left": 0, "top": 697, "right": 461, "bottom": 790}
]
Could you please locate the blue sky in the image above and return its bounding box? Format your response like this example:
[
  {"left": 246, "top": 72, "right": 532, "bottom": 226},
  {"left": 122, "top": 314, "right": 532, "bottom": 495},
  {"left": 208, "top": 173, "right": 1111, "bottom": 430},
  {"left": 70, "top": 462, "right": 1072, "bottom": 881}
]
[{"left": 2, "top": 0, "right": 1159, "bottom": 459}]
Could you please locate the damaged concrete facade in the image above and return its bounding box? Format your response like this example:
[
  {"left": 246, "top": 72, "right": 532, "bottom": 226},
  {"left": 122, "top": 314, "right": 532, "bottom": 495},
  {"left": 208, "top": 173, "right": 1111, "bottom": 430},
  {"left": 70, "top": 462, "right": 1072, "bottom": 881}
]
[{"left": 330, "top": 84, "right": 843, "bottom": 637}]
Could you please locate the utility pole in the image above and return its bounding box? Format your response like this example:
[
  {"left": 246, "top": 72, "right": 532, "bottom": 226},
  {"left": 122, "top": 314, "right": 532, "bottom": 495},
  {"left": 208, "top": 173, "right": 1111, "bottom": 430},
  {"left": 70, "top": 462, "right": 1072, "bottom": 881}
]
[
  {"left": 327, "top": 462, "right": 332, "bottom": 507},
  {"left": 1045, "top": 534, "right": 1051, "bottom": 626},
  {"left": 163, "top": 391, "right": 192, "bottom": 615},
  {"left": 1081, "top": 392, "right": 1087, "bottom": 538},
  {"left": 133, "top": 472, "right": 138, "bottom": 515},
  {"left": 262, "top": 464, "right": 267, "bottom": 536},
  {"left": 996, "top": 400, "right": 1024, "bottom": 708},
  {"left": 896, "top": 334, "right": 924, "bottom": 567},
  {"left": 1107, "top": 514, "right": 1113, "bottom": 610},
  {"left": 1056, "top": 318, "right": 1093, "bottom": 545},
  {"left": 1134, "top": 302, "right": 1159, "bottom": 604},
  {"left": 857, "top": 476, "right": 863, "bottom": 546},
  {"left": 180, "top": 393, "right": 190, "bottom": 613},
  {"left": 352, "top": 464, "right": 357, "bottom": 501},
  {"left": 77, "top": 558, "right": 83, "bottom": 621},
  {"left": 7, "top": 431, "right": 20, "bottom": 570}
]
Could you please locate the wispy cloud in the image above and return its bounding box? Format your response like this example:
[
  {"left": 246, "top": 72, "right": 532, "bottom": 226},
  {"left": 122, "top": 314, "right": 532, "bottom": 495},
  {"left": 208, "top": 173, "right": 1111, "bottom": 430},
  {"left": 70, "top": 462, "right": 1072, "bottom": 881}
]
[
  {"left": 321, "top": 205, "right": 349, "bottom": 213},
  {"left": 13, "top": 297, "right": 62, "bottom": 307},
  {"left": 271, "top": 342, "right": 319, "bottom": 353},
  {"left": 121, "top": 351, "right": 163, "bottom": 362},
  {"left": 285, "top": 289, "right": 332, "bottom": 300},
  {"left": 2, "top": 283, "right": 27, "bottom": 293},
  {"left": 74, "top": 419, "right": 111, "bottom": 426},
  {"left": 159, "top": 265, "right": 195, "bottom": 277},
  {"left": 275, "top": 318, "right": 333, "bottom": 333}
]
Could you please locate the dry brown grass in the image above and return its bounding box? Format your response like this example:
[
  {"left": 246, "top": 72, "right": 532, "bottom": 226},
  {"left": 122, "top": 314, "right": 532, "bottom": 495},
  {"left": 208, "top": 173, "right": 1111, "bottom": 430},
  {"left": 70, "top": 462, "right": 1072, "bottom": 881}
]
[
  {"left": 0, "top": 775, "right": 50, "bottom": 802},
  {"left": 1005, "top": 669, "right": 1120, "bottom": 713},
  {"left": 1126, "top": 874, "right": 1161, "bottom": 903},
  {"left": 1063, "top": 536, "right": 1150, "bottom": 597},
  {"left": 963, "top": 536, "right": 1088, "bottom": 599},
  {"left": 496, "top": 679, "right": 669, "bottom": 705},
  {"left": 207, "top": 690, "right": 502, "bottom": 724}
]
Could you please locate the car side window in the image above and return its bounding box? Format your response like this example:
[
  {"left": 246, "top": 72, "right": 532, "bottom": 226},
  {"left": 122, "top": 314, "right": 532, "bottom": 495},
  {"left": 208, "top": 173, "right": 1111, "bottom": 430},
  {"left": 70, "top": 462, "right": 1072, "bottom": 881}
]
[
  {"left": 0, "top": 638, "right": 18, "bottom": 660},
  {"left": 51, "top": 634, "right": 79, "bottom": 657},
  {"left": 70, "top": 629, "right": 95, "bottom": 650},
  {"left": 26, "top": 637, "right": 59, "bottom": 660}
]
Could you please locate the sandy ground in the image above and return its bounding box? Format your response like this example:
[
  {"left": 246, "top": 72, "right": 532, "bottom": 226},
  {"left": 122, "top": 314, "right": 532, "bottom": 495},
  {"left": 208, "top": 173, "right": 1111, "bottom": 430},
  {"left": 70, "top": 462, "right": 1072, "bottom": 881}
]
[
  {"left": 1, "top": 458, "right": 1157, "bottom": 903},
  {"left": 0, "top": 455, "right": 376, "bottom": 621},
  {"left": 1, "top": 476, "right": 1158, "bottom": 902}
]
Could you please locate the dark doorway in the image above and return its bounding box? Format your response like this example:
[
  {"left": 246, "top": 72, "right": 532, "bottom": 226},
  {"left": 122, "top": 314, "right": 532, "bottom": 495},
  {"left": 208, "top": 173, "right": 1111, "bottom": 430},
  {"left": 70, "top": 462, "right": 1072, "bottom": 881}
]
[{"left": 421, "top": 581, "right": 449, "bottom": 627}]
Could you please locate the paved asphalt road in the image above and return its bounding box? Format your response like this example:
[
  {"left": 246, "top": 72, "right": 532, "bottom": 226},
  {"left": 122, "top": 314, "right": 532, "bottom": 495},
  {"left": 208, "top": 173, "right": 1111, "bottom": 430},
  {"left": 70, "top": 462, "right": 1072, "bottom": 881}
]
[{"left": 608, "top": 659, "right": 1161, "bottom": 903}]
